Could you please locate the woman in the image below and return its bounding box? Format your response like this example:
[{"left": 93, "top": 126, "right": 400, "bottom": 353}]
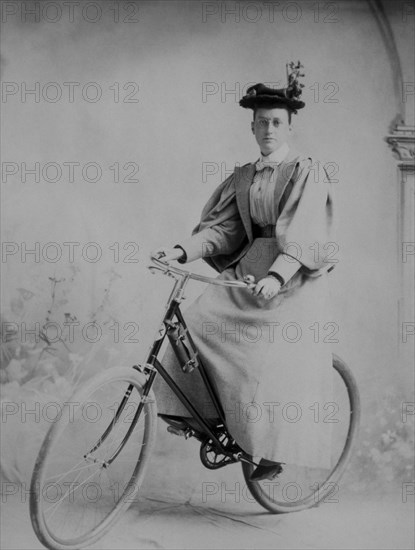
[{"left": 151, "top": 67, "right": 336, "bottom": 481}]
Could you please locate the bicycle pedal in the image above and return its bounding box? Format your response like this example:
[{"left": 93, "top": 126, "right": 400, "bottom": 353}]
[{"left": 167, "top": 425, "right": 189, "bottom": 437}]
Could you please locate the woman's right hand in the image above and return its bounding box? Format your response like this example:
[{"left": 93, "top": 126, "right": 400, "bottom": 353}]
[{"left": 151, "top": 246, "right": 185, "bottom": 263}]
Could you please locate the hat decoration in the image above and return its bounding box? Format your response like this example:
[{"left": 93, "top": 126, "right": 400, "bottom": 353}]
[{"left": 239, "top": 61, "right": 305, "bottom": 112}]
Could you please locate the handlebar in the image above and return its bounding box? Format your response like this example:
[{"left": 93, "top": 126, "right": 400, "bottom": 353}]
[{"left": 148, "top": 257, "right": 255, "bottom": 288}]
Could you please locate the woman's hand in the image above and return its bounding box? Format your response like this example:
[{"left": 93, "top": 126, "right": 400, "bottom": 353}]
[
  {"left": 151, "top": 247, "right": 184, "bottom": 263},
  {"left": 250, "top": 276, "right": 281, "bottom": 300}
]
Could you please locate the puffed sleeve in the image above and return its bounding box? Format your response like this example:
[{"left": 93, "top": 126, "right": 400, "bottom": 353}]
[
  {"left": 177, "top": 173, "right": 247, "bottom": 263},
  {"left": 275, "top": 158, "right": 336, "bottom": 272}
]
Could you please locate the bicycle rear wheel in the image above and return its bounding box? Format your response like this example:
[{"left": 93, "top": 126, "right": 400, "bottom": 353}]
[
  {"left": 30, "top": 367, "right": 157, "bottom": 550},
  {"left": 242, "top": 354, "right": 360, "bottom": 513}
]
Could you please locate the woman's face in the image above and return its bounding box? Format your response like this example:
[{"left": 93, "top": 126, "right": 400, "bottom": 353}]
[{"left": 251, "top": 107, "right": 292, "bottom": 156}]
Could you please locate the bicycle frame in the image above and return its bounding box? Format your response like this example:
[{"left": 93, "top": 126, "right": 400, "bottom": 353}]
[
  {"left": 30, "top": 256, "right": 361, "bottom": 548},
  {"left": 86, "top": 259, "right": 256, "bottom": 467},
  {"left": 141, "top": 262, "right": 246, "bottom": 454}
]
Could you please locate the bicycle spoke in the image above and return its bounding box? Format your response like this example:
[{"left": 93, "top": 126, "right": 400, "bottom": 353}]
[
  {"left": 44, "top": 466, "right": 98, "bottom": 520},
  {"left": 30, "top": 368, "right": 157, "bottom": 549},
  {"left": 242, "top": 356, "right": 359, "bottom": 513},
  {"left": 43, "top": 459, "right": 101, "bottom": 484}
]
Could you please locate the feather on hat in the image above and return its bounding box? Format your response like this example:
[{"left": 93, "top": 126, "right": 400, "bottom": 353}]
[{"left": 239, "top": 61, "right": 305, "bottom": 113}]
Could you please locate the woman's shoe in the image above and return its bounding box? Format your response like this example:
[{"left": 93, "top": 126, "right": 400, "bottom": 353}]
[
  {"left": 158, "top": 414, "right": 188, "bottom": 429},
  {"left": 249, "top": 462, "right": 283, "bottom": 481}
]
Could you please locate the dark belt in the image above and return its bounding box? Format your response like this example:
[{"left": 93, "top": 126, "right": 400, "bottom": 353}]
[{"left": 252, "top": 224, "right": 275, "bottom": 238}]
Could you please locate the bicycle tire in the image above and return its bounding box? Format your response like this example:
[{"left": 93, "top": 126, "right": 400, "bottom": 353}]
[
  {"left": 30, "top": 367, "right": 157, "bottom": 549},
  {"left": 242, "top": 354, "right": 360, "bottom": 513}
]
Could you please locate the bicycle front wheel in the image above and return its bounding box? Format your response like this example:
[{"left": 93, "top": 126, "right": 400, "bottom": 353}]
[
  {"left": 30, "top": 367, "right": 157, "bottom": 550},
  {"left": 242, "top": 354, "right": 360, "bottom": 513}
]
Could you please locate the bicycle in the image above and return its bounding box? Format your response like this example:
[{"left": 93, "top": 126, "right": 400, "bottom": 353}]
[{"left": 30, "top": 257, "right": 360, "bottom": 550}]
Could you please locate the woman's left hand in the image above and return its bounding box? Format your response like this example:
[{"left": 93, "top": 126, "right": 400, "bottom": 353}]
[{"left": 251, "top": 277, "right": 282, "bottom": 300}]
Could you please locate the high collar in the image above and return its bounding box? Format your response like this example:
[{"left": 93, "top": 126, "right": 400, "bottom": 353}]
[{"left": 258, "top": 142, "right": 290, "bottom": 165}]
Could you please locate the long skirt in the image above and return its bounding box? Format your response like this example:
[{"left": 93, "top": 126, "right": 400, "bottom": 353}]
[{"left": 153, "top": 238, "right": 333, "bottom": 468}]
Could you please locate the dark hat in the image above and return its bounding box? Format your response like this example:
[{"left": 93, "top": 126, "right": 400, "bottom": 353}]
[{"left": 239, "top": 61, "right": 305, "bottom": 113}]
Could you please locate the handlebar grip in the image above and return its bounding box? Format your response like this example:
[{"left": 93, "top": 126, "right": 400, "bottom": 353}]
[{"left": 243, "top": 275, "right": 256, "bottom": 285}]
